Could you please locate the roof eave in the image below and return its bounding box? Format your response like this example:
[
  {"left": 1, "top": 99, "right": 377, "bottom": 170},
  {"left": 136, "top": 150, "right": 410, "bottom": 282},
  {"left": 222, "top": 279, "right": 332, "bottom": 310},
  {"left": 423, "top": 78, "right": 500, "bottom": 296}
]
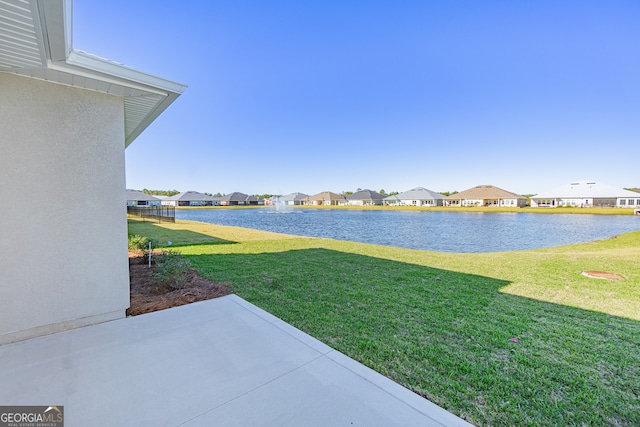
[
  {"left": 2, "top": 0, "right": 186, "bottom": 147},
  {"left": 65, "top": 50, "right": 186, "bottom": 95}
]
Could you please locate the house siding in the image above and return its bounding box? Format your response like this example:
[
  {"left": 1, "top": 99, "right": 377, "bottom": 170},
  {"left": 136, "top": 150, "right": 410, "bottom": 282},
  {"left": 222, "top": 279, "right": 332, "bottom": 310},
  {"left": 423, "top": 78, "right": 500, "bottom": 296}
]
[
  {"left": 531, "top": 197, "right": 640, "bottom": 208},
  {"left": 406, "top": 199, "right": 442, "bottom": 206},
  {"left": 0, "top": 74, "right": 130, "bottom": 343}
]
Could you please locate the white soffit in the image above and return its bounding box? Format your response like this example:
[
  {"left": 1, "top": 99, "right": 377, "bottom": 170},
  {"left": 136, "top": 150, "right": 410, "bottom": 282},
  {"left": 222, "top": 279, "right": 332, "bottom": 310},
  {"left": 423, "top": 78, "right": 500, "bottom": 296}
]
[
  {"left": 0, "top": 0, "right": 186, "bottom": 146},
  {"left": 0, "top": 0, "right": 45, "bottom": 68}
]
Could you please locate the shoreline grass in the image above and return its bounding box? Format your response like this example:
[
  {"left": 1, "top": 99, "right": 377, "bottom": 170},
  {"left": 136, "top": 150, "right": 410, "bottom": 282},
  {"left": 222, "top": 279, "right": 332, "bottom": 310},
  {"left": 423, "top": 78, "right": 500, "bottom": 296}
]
[
  {"left": 175, "top": 205, "right": 639, "bottom": 215},
  {"left": 128, "top": 218, "right": 640, "bottom": 426},
  {"left": 176, "top": 205, "right": 264, "bottom": 210}
]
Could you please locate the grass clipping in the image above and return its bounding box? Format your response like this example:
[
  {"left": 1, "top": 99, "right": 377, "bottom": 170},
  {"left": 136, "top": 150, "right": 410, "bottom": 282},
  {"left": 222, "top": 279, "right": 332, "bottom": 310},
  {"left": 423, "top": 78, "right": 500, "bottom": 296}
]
[{"left": 581, "top": 270, "right": 626, "bottom": 280}]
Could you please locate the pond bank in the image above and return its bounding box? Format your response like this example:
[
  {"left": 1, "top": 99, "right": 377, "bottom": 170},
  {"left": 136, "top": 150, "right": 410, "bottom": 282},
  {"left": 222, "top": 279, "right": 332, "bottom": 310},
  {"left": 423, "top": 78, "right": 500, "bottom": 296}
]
[{"left": 177, "top": 205, "right": 638, "bottom": 215}]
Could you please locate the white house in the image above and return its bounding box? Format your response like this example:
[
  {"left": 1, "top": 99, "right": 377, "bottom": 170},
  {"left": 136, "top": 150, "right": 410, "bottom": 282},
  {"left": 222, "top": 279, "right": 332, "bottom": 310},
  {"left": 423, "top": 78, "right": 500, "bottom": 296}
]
[
  {"left": 445, "top": 185, "right": 527, "bottom": 207},
  {"left": 383, "top": 187, "right": 446, "bottom": 206},
  {"left": 0, "top": 0, "right": 185, "bottom": 344},
  {"left": 126, "top": 189, "right": 162, "bottom": 206},
  {"left": 530, "top": 181, "right": 640, "bottom": 208},
  {"left": 279, "top": 192, "right": 309, "bottom": 206},
  {"left": 345, "top": 189, "right": 385, "bottom": 206}
]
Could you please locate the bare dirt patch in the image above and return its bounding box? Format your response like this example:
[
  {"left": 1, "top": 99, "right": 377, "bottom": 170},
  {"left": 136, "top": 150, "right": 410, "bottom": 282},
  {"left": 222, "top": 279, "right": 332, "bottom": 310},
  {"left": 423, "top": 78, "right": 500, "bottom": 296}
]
[
  {"left": 127, "top": 252, "right": 230, "bottom": 316},
  {"left": 581, "top": 270, "right": 626, "bottom": 281}
]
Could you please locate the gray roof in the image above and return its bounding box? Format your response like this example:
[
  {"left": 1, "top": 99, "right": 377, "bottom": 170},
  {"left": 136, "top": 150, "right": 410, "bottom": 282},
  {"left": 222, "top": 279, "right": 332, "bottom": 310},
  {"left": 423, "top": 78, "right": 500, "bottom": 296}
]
[
  {"left": 220, "top": 192, "right": 251, "bottom": 202},
  {"left": 346, "top": 189, "right": 385, "bottom": 201},
  {"left": 0, "top": 0, "right": 186, "bottom": 147},
  {"left": 532, "top": 181, "right": 640, "bottom": 199},
  {"left": 385, "top": 187, "right": 445, "bottom": 201},
  {"left": 126, "top": 189, "right": 160, "bottom": 202},
  {"left": 164, "top": 191, "right": 217, "bottom": 202},
  {"left": 279, "top": 192, "right": 309, "bottom": 202}
]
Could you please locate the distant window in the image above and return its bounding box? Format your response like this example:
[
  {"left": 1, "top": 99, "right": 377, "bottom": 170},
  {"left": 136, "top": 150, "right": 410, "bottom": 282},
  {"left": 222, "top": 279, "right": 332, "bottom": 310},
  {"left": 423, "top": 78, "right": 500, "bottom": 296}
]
[
  {"left": 628, "top": 199, "right": 635, "bottom": 205},
  {"left": 620, "top": 199, "right": 626, "bottom": 206}
]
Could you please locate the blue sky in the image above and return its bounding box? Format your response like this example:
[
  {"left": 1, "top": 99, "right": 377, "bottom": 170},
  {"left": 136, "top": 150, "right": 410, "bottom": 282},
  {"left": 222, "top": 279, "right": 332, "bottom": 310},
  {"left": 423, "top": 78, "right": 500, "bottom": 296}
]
[{"left": 73, "top": 0, "right": 640, "bottom": 196}]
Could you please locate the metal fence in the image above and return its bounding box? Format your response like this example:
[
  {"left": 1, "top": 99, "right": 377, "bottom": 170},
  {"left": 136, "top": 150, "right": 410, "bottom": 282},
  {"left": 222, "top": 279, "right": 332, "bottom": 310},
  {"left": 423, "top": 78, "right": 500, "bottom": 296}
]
[{"left": 127, "top": 205, "right": 176, "bottom": 223}]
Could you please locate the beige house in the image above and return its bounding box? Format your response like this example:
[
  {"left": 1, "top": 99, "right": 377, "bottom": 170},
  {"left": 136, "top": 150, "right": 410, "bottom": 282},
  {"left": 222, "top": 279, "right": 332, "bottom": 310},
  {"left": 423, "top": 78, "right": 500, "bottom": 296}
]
[
  {"left": 445, "top": 185, "right": 527, "bottom": 207},
  {"left": 0, "top": 0, "right": 185, "bottom": 344},
  {"left": 304, "top": 191, "right": 346, "bottom": 206}
]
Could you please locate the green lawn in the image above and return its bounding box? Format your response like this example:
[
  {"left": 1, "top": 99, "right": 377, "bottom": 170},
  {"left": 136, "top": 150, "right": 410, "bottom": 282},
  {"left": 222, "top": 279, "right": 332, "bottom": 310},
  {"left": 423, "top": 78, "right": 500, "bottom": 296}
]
[{"left": 129, "top": 218, "right": 640, "bottom": 426}]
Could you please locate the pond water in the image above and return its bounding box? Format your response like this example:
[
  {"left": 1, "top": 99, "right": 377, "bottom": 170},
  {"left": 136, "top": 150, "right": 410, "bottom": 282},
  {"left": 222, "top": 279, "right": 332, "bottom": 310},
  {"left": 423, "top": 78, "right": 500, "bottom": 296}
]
[{"left": 176, "top": 208, "right": 640, "bottom": 253}]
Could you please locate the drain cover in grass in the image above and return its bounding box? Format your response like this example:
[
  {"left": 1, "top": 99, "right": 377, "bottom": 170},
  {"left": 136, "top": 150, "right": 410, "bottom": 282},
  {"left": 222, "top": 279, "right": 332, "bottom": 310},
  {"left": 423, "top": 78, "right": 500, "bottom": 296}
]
[{"left": 581, "top": 270, "right": 625, "bottom": 280}]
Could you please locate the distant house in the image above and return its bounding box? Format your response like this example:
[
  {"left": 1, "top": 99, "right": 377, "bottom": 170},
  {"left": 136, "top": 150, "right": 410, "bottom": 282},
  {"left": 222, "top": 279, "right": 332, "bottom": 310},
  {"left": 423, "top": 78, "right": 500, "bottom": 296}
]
[
  {"left": 383, "top": 187, "right": 445, "bottom": 206},
  {"left": 126, "top": 189, "right": 161, "bottom": 206},
  {"left": 530, "top": 181, "right": 640, "bottom": 208},
  {"left": 344, "top": 189, "right": 385, "bottom": 206},
  {"left": 162, "top": 191, "right": 219, "bottom": 206},
  {"left": 445, "top": 185, "right": 527, "bottom": 207},
  {"left": 278, "top": 192, "right": 309, "bottom": 206},
  {"left": 219, "top": 192, "right": 258, "bottom": 206},
  {"left": 304, "top": 191, "right": 346, "bottom": 206}
]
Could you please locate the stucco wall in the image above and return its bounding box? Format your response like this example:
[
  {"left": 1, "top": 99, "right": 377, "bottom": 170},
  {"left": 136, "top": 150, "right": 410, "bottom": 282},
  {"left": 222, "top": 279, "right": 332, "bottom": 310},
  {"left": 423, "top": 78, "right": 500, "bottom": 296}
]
[{"left": 0, "top": 73, "right": 130, "bottom": 343}]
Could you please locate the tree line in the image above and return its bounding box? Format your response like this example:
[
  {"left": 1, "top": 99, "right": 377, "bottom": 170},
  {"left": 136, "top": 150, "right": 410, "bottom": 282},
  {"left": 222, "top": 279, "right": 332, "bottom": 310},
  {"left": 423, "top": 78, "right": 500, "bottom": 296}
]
[
  {"left": 141, "top": 188, "right": 463, "bottom": 198},
  {"left": 141, "top": 186, "right": 639, "bottom": 199},
  {"left": 141, "top": 189, "right": 180, "bottom": 196}
]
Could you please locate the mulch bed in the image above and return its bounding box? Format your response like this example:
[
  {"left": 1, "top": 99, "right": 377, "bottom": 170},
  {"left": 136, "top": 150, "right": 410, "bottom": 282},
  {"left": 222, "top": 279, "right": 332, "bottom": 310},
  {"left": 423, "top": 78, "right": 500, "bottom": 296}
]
[
  {"left": 581, "top": 270, "right": 626, "bottom": 281},
  {"left": 127, "top": 252, "right": 230, "bottom": 316}
]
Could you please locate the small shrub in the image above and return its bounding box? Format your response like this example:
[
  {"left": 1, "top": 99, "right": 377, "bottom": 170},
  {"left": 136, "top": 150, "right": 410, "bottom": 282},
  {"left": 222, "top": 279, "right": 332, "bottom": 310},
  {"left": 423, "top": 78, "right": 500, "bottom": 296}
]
[
  {"left": 128, "top": 234, "right": 154, "bottom": 253},
  {"left": 153, "top": 249, "right": 190, "bottom": 289}
]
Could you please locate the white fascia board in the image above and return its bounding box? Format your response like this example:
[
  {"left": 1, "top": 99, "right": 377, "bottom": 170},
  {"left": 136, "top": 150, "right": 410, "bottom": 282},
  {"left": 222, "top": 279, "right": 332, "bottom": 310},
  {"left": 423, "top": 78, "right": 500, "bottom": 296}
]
[
  {"left": 65, "top": 50, "right": 186, "bottom": 95},
  {"left": 36, "top": 0, "right": 71, "bottom": 62},
  {"left": 46, "top": 58, "right": 170, "bottom": 97}
]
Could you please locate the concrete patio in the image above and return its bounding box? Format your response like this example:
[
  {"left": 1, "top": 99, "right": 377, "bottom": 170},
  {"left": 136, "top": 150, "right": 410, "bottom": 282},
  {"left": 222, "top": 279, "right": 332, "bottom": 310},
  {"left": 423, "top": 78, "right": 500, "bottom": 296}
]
[{"left": 0, "top": 295, "right": 472, "bottom": 426}]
